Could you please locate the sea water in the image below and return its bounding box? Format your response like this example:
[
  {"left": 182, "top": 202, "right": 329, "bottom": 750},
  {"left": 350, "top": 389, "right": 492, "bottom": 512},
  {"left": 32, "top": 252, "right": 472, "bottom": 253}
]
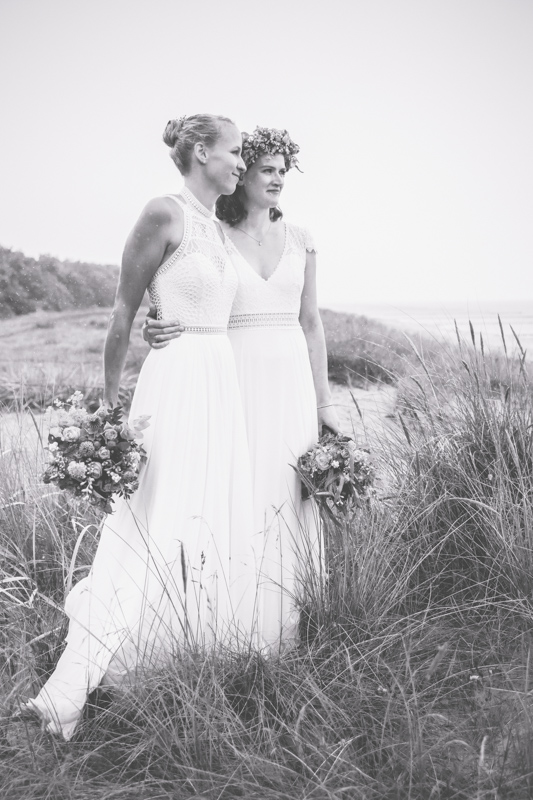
[{"left": 324, "top": 300, "right": 533, "bottom": 354}]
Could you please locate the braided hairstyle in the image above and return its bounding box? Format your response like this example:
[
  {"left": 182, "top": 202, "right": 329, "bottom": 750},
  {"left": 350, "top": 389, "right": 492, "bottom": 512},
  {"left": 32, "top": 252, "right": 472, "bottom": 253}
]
[{"left": 163, "top": 114, "right": 235, "bottom": 175}]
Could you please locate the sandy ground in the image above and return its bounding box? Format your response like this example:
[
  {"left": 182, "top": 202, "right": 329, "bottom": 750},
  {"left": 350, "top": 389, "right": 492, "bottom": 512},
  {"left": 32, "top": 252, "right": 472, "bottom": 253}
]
[{"left": 330, "top": 383, "right": 397, "bottom": 446}]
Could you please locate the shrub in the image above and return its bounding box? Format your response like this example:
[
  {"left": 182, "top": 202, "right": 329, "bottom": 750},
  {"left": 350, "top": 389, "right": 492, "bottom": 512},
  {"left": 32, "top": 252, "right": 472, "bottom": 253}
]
[{"left": 0, "top": 246, "right": 118, "bottom": 318}]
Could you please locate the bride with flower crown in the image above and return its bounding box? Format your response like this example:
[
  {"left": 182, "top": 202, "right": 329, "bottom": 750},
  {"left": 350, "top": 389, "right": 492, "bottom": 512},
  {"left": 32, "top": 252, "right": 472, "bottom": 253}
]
[
  {"left": 25, "top": 114, "right": 258, "bottom": 740},
  {"left": 145, "top": 126, "right": 341, "bottom": 650}
]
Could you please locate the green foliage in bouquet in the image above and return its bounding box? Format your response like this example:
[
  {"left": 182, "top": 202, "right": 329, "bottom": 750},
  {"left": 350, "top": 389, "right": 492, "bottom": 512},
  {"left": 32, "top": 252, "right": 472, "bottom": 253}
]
[
  {"left": 42, "top": 391, "right": 149, "bottom": 513},
  {"left": 296, "top": 431, "right": 375, "bottom": 519}
]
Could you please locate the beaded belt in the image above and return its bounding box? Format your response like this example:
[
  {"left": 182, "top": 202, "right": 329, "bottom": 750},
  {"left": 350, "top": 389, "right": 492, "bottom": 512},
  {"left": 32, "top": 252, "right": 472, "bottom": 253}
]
[
  {"left": 228, "top": 312, "right": 300, "bottom": 330},
  {"left": 181, "top": 325, "right": 227, "bottom": 335}
]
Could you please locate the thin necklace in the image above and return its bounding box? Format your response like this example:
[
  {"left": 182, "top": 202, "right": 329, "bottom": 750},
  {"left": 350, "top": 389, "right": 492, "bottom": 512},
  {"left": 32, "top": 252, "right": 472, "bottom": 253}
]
[{"left": 233, "top": 221, "right": 272, "bottom": 246}]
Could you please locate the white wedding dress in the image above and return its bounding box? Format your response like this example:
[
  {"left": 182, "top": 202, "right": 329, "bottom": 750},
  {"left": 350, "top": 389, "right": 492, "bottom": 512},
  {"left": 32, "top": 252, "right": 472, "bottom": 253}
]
[
  {"left": 27, "top": 189, "right": 256, "bottom": 740},
  {"left": 226, "top": 223, "right": 321, "bottom": 649}
]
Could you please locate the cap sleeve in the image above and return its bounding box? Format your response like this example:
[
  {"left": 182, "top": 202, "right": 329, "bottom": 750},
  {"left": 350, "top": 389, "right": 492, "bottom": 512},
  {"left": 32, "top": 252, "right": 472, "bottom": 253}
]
[
  {"left": 286, "top": 223, "right": 318, "bottom": 256},
  {"left": 303, "top": 227, "right": 317, "bottom": 253}
]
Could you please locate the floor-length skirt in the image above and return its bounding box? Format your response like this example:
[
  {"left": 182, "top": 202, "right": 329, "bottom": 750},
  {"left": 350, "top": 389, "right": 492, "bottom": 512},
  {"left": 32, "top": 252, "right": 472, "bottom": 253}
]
[
  {"left": 27, "top": 334, "right": 256, "bottom": 739},
  {"left": 229, "top": 325, "right": 321, "bottom": 649}
]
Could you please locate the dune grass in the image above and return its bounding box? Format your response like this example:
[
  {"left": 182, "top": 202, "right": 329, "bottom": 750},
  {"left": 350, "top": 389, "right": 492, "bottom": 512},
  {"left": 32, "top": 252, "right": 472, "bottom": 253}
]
[
  {"left": 1, "top": 318, "right": 533, "bottom": 798},
  {"left": 320, "top": 308, "right": 443, "bottom": 387},
  {"left": 0, "top": 307, "right": 148, "bottom": 411},
  {"left": 0, "top": 306, "right": 434, "bottom": 414}
]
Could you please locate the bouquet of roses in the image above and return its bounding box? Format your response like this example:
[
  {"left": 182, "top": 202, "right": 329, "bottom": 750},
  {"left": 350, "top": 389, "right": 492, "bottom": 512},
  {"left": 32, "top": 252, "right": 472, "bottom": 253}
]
[
  {"left": 296, "top": 431, "right": 375, "bottom": 518},
  {"left": 42, "top": 391, "right": 149, "bottom": 513}
]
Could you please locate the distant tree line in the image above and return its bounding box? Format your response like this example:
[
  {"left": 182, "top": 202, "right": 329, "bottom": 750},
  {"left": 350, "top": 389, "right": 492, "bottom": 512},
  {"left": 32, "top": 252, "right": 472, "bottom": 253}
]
[{"left": 0, "top": 246, "right": 119, "bottom": 317}]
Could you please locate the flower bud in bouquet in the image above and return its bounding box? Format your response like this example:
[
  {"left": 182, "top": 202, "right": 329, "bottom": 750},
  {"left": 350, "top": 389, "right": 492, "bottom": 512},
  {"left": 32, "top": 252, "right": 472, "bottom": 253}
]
[
  {"left": 68, "top": 407, "right": 88, "bottom": 426},
  {"left": 62, "top": 426, "right": 81, "bottom": 442},
  {"left": 42, "top": 392, "right": 149, "bottom": 512},
  {"left": 295, "top": 431, "right": 376, "bottom": 519},
  {"left": 86, "top": 462, "right": 103, "bottom": 479},
  {"left": 314, "top": 450, "right": 331, "bottom": 471},
  {"left": 78, "top": 441, "right": 95, "bottom": 458},
  {"left": 103, "top": 427, "right": 119, "bottom": 442},
  {"left": 85, "top": 414, "right": 104, "bottom": 434},
  {"left": 67, "top": 461, "right": 87, "bottom": 481}
]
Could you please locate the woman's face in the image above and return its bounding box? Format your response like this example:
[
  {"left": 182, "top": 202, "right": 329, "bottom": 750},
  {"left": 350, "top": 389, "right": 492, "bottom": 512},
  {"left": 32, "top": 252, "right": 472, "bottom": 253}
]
[
  {"left": 204, "top": 123, "right": 246, "bottom": 194},
  {"left": 240, "top": 153, "right": 287, "bottom": 209}
]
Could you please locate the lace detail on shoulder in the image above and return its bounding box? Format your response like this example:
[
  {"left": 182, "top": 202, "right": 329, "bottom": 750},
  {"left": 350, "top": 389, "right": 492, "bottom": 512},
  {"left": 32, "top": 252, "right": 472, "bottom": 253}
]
[
  {"left": 303, "top": 227, "right": 317, "bottom": 253},
  {"left": 286, "top": 223, "right": 317, "bottom": 255}
]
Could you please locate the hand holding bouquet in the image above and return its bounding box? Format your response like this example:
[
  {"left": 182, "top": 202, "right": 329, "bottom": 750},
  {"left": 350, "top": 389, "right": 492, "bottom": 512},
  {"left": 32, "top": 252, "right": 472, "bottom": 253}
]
[
  {"left": 43, "top": 391, "right": 149, "bottom": 513},
  {"left": 296, "top": 431, "right": 375, "bottom": 518}
]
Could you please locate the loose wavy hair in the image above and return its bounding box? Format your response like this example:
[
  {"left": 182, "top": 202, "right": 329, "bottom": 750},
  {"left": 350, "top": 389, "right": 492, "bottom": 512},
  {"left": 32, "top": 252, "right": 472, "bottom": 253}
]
[{"left": 216, "top": 187, "right": 282, "bottom": 226}]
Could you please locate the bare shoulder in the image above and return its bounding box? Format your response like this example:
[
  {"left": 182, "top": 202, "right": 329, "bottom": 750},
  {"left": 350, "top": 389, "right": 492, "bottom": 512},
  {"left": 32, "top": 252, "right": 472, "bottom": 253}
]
[
  {"left": 141, "top": 195, "right": 183, "bottom": 225},
  {"left": 129, "top": 196, "right": 183, "bottom": 243}
]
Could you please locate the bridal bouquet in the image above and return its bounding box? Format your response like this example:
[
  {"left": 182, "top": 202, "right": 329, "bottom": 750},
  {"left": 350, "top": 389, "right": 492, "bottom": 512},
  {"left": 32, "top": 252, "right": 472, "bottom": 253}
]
[
  {"left": 296, "top": 431, "right": 375, "bottom": 518},
  {"left": 42, "top": 391, "right": 149, "bottom": 513}
]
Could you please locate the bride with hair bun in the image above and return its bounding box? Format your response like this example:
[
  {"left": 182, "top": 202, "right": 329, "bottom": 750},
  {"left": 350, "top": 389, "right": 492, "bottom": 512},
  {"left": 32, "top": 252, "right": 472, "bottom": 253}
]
[
  {"left": 145, "top": 125, "right": 340, "bottom": 651},
  {"left": 25, "top": 113, "right": 258, "bottom": 740}
]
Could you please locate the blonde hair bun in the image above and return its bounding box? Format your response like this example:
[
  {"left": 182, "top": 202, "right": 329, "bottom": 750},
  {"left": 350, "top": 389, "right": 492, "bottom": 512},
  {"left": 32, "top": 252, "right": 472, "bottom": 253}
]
[
  {"left": 162, "top": 113, "right": 235, "bottom": 176},
  {"left": 162, "top": 116, "right": 187, "bottom": 148}
]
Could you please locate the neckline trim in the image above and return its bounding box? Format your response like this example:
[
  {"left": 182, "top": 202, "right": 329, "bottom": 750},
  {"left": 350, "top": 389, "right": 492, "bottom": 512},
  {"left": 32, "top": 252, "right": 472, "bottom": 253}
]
[{"left": 180, "top": 187, "right": 214, "bottom": 218}]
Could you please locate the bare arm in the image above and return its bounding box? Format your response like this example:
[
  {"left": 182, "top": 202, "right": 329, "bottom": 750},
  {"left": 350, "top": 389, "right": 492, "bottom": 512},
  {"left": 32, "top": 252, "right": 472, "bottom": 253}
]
[
  {"left": 299, "top": 250, "right": 341, "bottom": 434},
  {"left": 104, "top": 198, "right": 182, "bottom": 406}
]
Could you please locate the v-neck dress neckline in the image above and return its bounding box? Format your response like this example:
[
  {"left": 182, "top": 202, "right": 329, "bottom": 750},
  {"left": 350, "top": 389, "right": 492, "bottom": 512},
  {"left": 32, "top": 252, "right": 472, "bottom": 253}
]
[{"left": 226, "top": 223, "right": 287, "bottom": 283}]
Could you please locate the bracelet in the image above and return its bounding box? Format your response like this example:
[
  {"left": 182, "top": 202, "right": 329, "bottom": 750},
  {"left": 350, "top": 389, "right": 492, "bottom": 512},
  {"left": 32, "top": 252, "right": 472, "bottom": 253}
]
[{"left": 317, "top": 403, "right": 334, "bottom": 409}]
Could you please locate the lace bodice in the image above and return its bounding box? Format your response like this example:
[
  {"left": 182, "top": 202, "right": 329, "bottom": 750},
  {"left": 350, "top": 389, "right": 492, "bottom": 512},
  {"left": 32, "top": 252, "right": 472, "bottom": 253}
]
[
  {"left": 148, "top": 190, "right": 238, "bottom": 329},
  {"left": 226, "top": 223, "right": 316, "bottom": 329}
]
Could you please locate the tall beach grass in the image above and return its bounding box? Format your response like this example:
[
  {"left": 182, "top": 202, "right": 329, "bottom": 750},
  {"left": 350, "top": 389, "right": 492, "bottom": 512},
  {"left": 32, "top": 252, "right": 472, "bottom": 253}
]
[{"left": 1, "top": 318, "right": 533, "bottom": 798}]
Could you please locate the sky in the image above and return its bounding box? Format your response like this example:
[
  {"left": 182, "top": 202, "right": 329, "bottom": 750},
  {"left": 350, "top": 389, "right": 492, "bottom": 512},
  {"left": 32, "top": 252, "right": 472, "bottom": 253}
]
[{"left": 1, "top": 0, "right": 532, "bottom": 308}]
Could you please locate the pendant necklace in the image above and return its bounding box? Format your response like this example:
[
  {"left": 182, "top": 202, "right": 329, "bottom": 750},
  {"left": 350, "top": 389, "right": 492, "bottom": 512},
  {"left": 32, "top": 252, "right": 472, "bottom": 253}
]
[{"left": 234, "top": 221, "right": 271, "bottom": 246}]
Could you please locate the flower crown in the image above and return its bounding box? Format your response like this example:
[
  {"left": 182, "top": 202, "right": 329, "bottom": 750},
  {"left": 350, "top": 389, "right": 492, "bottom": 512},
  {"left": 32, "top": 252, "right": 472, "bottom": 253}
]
[{"left": 241, "top": 126, "right": 301, "bottom": 171}]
